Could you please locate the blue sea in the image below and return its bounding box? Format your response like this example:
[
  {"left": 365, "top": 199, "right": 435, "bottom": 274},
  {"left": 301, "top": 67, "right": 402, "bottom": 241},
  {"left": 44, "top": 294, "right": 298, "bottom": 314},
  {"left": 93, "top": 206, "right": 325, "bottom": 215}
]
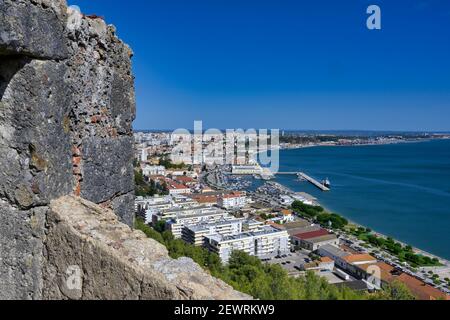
[{"left": 272, "top": 139, "right": 450, "bottom": 260}]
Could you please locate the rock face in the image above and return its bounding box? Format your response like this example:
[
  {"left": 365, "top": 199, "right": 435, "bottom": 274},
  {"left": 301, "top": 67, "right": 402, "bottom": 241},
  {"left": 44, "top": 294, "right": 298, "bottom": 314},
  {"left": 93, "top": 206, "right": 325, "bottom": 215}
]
[
  {"left": 44, "top": 196, "right": 249, "bottom": 300},
  {"left": 0, "top": 0, "right": 247, "bottom": 300}
]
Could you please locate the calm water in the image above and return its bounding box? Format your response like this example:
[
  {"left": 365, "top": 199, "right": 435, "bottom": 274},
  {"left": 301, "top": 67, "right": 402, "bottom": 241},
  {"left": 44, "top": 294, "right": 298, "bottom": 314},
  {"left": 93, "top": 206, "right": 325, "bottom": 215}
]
[{"left": 273, "top": 139, "right": 450, "bottom": 259}]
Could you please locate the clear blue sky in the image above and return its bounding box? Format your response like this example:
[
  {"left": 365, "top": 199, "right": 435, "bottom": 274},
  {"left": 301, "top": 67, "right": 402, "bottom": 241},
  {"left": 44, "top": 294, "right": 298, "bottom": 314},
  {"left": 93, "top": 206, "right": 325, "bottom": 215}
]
[{"left": 69, "top": 0, "right": 450, "bottom": 131}]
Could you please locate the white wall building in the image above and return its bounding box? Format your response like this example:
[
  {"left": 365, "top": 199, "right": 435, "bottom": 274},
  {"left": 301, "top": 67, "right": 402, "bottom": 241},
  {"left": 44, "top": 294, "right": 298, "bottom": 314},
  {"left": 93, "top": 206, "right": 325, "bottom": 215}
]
[
  {"left": 142, "top": 165, "right": 166, "bottom": 177},
  {"left": 182, "top": 219, "right": 244, "bottom": 246},
  {"left": 162, "top": 207, "right": 230, "bottom": 238},
  {"left": 218, "top": 192, "right": 247, "bottom": 209},
  {"left": 204, "top": 226, "right": 290, "bottom": 263}
]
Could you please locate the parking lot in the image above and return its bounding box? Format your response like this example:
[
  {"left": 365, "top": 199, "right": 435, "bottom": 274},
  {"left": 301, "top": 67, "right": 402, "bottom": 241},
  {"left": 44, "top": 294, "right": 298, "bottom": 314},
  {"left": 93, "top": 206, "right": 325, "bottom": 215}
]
[{"left": 265, "top": 250, "right": 311, "bottom": 276}]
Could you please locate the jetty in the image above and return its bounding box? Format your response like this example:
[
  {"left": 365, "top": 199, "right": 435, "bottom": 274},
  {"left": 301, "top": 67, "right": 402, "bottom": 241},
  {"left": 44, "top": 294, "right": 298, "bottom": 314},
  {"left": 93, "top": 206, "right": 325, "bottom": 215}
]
[{"left": 276, "top": 172, "right": 330, "bottom": 191}]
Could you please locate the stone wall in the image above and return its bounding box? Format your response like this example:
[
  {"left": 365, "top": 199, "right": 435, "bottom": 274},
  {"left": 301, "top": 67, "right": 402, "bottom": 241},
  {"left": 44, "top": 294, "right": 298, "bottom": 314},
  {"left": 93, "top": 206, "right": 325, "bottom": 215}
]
[
  {"left": 43, "top": 196, "right": 248, "bottom": 300},
  {"left": 0, "top": 0, "right": 247, "bottom": 300}
]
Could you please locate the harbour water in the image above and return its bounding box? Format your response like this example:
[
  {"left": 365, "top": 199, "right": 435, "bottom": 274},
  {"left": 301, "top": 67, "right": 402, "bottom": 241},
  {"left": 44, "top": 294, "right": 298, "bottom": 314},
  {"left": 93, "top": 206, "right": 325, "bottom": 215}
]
[{"left": 273, "top": 139, "right": 450, "bottom": 260}]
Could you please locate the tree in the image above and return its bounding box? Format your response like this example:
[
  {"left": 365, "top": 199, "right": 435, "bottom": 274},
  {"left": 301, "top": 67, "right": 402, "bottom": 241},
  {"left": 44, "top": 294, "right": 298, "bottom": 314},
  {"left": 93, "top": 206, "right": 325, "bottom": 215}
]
[
  {"left": 154, "top": 220, "right": 167, "bottom": 233},
  {"left": 374, "top": 281, "right": 416, "bottom": 300},
  {"left": 135, "top": 218, "right": 415, "bottom": 301},
  {"left": 134, "top": 218, "right": 164, "bottom": 244}
]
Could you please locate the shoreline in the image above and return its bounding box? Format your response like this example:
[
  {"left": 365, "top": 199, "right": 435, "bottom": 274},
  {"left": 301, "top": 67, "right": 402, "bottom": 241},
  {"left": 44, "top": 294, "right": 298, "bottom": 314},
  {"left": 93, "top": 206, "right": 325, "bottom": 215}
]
[
  {"left": 258, "top": 139, "right": 450, "bottom": 266},
  {"left": 276, "top": 137, "right": 447, "bottom": 152}
]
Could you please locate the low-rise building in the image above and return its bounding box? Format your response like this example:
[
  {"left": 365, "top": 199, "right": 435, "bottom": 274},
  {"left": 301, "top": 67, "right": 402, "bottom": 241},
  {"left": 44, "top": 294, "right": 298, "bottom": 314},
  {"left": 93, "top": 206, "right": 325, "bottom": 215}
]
[
  {"left": 218, "top": 192, "right": 247, "bottom": 209},
  {"left": 279, "top": 209, "right": 295, "bottom": 223},
  {"left": 317, "top": 244, "right": 351, "bottom": 269},
  {"left": 174, "top": 175, "right": 197, "bottom": 186},
  {"left": 318, "top": 245, "right": 378, "bottom": 277},
  {"left": 164, "top": 208, "right": 230, "bottom": 238},
  {"left": 357, "top": 262, "right": 450, "bottom": 300},
  {"left": 301, "top": 257, "right": 335, "bottom": 272},
  {"left": 291, "top": 229, "right": 339, "bottom": 251},
  {"left": 166, "top": 180, "right": 191, "bottom": 195},
  {"left": 341, "top": 254, "right": 378, "bottom": 277},
  {"left": 142, "top": 165, "right": 166, "bottom": 177},
  {"left": 188, "top": 193, "right": 219, "bottom": 205},
  {"left": 182, "top": 219, "right": 244, "bottom": 246},
  {"left": 204, "top": 226, "right": 290, "bottom": 263}
]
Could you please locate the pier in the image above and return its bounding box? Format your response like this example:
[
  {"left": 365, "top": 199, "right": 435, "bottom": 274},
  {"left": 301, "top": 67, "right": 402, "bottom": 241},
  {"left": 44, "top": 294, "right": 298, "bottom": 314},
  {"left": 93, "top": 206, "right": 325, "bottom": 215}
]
[{"left": 276, "top": 172, "right": 330, "bottom": 191}]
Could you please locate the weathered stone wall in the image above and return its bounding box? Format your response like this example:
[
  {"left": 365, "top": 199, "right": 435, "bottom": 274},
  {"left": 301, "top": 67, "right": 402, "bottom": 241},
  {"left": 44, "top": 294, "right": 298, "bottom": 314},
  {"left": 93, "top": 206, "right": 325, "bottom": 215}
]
[
  {"left": 43, "top": 196, "right": 249, "bottom": 300},
  {"left": 1, "top": 0, "right": 135, "bottom": 299},
  {"left": 0, "top": 0, "right": 248, "bottom": 300}
]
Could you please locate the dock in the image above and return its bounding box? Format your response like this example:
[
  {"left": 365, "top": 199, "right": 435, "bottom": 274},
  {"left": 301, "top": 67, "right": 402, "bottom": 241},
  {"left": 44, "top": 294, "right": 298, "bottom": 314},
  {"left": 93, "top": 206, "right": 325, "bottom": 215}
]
[
  {"left": 298, "top": 172, "right": 330, "bottom": 191},
  {"left": 276, "top": 172, "right": 330, "bottom": 191}
]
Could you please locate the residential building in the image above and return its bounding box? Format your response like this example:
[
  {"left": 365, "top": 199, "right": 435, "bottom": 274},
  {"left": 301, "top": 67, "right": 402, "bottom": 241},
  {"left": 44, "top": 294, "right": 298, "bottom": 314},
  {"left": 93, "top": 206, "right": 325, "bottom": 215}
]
[
  {"left": 166, "top": 180, "right": 191, "bottom": 195},
  {"left": 218, "top": 192, "right": 247, "bottom": 209},
  {"left": 153, "top": 204, "right": 223, "bottom": 222},
  {"left": 188, "top": 193, "right": 219, "bottom": 205},
  {"left": 142, "top": 165, "right": 166, "bottom": 177},
  {"left": 243, "top": 219, "right": 265, "bottom": 232},
  {"left": 164, "top": 208, "right": 230, "bottom": 238},
  {"left": 142, "top": 194, "right": 200, "bottom": 224},
  {"left": 204, "top": 226, "right": 290, "bottom": 263},
  {"left": 174, "top": 175, "right": 197, "bottom": 186},
  {"left": 182, "top": 219, "right": 244, "bottom": 246},
  {"left": 279, "top": 209, "right": 295, "bottom": 223}
]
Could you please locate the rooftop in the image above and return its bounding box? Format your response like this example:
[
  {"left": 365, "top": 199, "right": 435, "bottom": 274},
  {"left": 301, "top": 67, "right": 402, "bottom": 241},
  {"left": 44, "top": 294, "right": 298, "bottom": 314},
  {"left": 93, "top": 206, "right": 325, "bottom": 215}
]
[
  {"left": 293, "top": 229, "right": 330, "bottom": 240},
  {"left": 320, "top": 257, "right": 334, "bottom": 263},
  {"left": 342, "top": 254, "right": 377, "bottom": 264},
  {"left": 185, "top": 218, "right": 244, "bottom": 232},
  {"left": 319, "top": 244, "right": 350, "bottom": 258},
  {"left": 308, "top": 234, "right": 338, "bottom": 244},
  {"left": 206, "top": 226, "right": 287, "bottom": 243},
  {"left": 221, "top": 192, "right": 244, "bottom": 199},
  {"left": 282, "top": 219, "right": 311, "bottom": 230}
]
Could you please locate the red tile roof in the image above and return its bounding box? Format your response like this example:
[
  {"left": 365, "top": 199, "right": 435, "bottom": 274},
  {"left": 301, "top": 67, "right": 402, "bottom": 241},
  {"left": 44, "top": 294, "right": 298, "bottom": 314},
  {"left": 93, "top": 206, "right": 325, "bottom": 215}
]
[
  {"left": 174, "top": 176, "right": 195, "bottom": 183},
  {"left": 342, "top": 254, "right": 377, "bottom": 264},
  {"left": 359, "top": 262, "right": 450, "bottom": 300},
  {"left": 397, "top": 273, "right": 450, "bottom": 300},
  {"left": 293, "top": 229, "right": 330, "bottom": 240},
  {"left": 221, "top": 191, "right": 244, "bottom": 199},
  {"left": 189, "top": 194, "right": 218, "bottom": 204}
]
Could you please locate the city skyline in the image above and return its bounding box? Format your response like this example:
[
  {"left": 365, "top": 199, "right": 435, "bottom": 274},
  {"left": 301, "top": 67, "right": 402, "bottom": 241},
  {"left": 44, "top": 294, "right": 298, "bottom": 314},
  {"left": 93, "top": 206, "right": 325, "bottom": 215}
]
[{"left": 71, "top": 0, "right": 450, "bottom": 131}]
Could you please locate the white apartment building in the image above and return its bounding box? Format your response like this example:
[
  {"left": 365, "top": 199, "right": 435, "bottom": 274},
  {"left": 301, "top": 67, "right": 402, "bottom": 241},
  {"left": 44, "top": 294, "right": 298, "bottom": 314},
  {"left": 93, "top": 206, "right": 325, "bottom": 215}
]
[
  {"left": 242, "top": 219, "right": 264, "bottom": 232},
  {"left": 152, "top": 204, "right": 219, "bottom": 222},
  {"left": 204, "top": 226, "right": 290, "bottom": 263},
  {"left": 218, "top": 192, "right": 247, "bottom": 209},
  {"left": 182, "top": 219, "right": 244, "bottom": 246},
  {"left": 142, "top": 165, "right": 166, "bottom": 177},
  {"left": 167, "top": 183, "right": 191, "bottom": 195},
  {"left": 139, "top": 194, "right": 198, "bottom": 224},
  {"left": 163, "top": 208, "right": 230, "bottom": 238}
]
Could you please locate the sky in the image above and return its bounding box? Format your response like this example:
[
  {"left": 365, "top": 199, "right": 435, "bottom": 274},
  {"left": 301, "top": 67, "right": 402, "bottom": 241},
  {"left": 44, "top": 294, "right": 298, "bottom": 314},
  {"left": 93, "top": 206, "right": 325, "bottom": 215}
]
[{"left": 69, "top": 0, "right": 450, "bottom": 131}]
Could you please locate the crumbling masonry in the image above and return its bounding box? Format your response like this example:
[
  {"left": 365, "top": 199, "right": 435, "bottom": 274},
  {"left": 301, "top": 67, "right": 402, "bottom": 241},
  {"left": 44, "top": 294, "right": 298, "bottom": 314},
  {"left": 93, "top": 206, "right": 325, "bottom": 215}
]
[{"left": 0, "top": 0, "right": 248, "bottom": 300}]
